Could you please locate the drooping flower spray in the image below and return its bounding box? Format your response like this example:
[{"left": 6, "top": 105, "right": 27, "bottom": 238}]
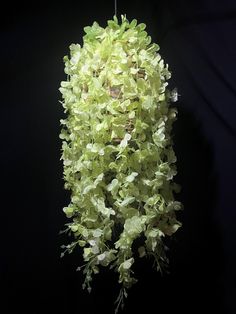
[{"left": 60, "top": 15, "right": 182, "bottom": 312}]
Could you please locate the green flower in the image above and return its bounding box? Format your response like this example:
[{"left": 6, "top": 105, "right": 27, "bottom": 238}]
[{"left": 60, "top": 14, "right": 182, "bottom": 312}]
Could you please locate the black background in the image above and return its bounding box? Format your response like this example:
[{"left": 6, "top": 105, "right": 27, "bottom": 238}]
[{"left": 1, "top": 1, "right": 236, "bottom": 313}]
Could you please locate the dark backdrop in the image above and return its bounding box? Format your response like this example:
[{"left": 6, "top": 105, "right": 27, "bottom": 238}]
[{"left": 1, "top": 1, "right": 236, "bottom": 313}]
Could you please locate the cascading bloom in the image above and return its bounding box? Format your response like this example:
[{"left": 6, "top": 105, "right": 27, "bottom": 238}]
[{"left": 59, "top": 15, "right": 182, "bottom": 312}]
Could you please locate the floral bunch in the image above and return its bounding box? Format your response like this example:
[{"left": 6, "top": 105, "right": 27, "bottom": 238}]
[{"left": 59, "top": 15, "right": 182, "bottom": 311}]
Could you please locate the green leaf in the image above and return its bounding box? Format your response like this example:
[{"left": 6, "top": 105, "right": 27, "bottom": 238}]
[
  {"left": 124, "top": 216, "right": 144, "bottom": 236},
  {"left": 126, "top": 172, "right": 138, "bottom": 183},
  {"left": 130, "top": 19, "right": 137, "bottom": 28},
  {"left": 113, "top": 15, "right": 118, "bottom": 24},
  {"left": 70, "top": 225, "right": 78, "bottom": 232},
  {"left": 107, "top": 179, "right": 119, "bottom": 192},
  {"left": 97, "top": 253, "right": 106, "bottom": 261},
  {"left": 137, "top": 23, "right": 146, "bottom": 31},
  {"left": 78, "top": 240, "right": 86, "bottom": 247},
  {"left": 119, "top": 133, "right": 132, "bottom": 148},
  {"left": 84, "top": 26, "right": 91, "bottom": 34},
  {"left": 94, "top": 173, "right": 104, "bottom": 186},
  {"left": 123, "top": 258, "right": 134, "bottom": 270},
  {"left": 63, "top": 207, "right": 74, "bottom": 218},
  {"left": 93, "top": 229, "right": 103, "bottom": 237},
  {"left": 83, "top": 248, "right": 92, "bottom": 259},
  {"left": 120, "top": 197, "right": 136, "bottom": 207}
]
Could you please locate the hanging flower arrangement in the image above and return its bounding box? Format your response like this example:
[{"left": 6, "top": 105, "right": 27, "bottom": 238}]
[{"left": 59, "top": 15, "right": 182, "bottom": 312}]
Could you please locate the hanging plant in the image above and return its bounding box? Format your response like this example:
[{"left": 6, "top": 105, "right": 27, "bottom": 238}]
[{"left": 59, "top": 15, "right": 182, "bottom": 312}]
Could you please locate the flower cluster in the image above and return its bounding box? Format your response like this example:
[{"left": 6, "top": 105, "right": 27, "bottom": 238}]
[{"left": 60, "top": 15, "right": 182, "bottom": 310}]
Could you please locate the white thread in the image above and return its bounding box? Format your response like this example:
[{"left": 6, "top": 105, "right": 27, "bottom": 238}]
[{"left": 114, "top": 0, "right": 117, "bottom": 16}]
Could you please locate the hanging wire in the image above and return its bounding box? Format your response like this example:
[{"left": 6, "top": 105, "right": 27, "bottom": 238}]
[{"left": 114, "top": 0, "right": 117, "bottom": 16}]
